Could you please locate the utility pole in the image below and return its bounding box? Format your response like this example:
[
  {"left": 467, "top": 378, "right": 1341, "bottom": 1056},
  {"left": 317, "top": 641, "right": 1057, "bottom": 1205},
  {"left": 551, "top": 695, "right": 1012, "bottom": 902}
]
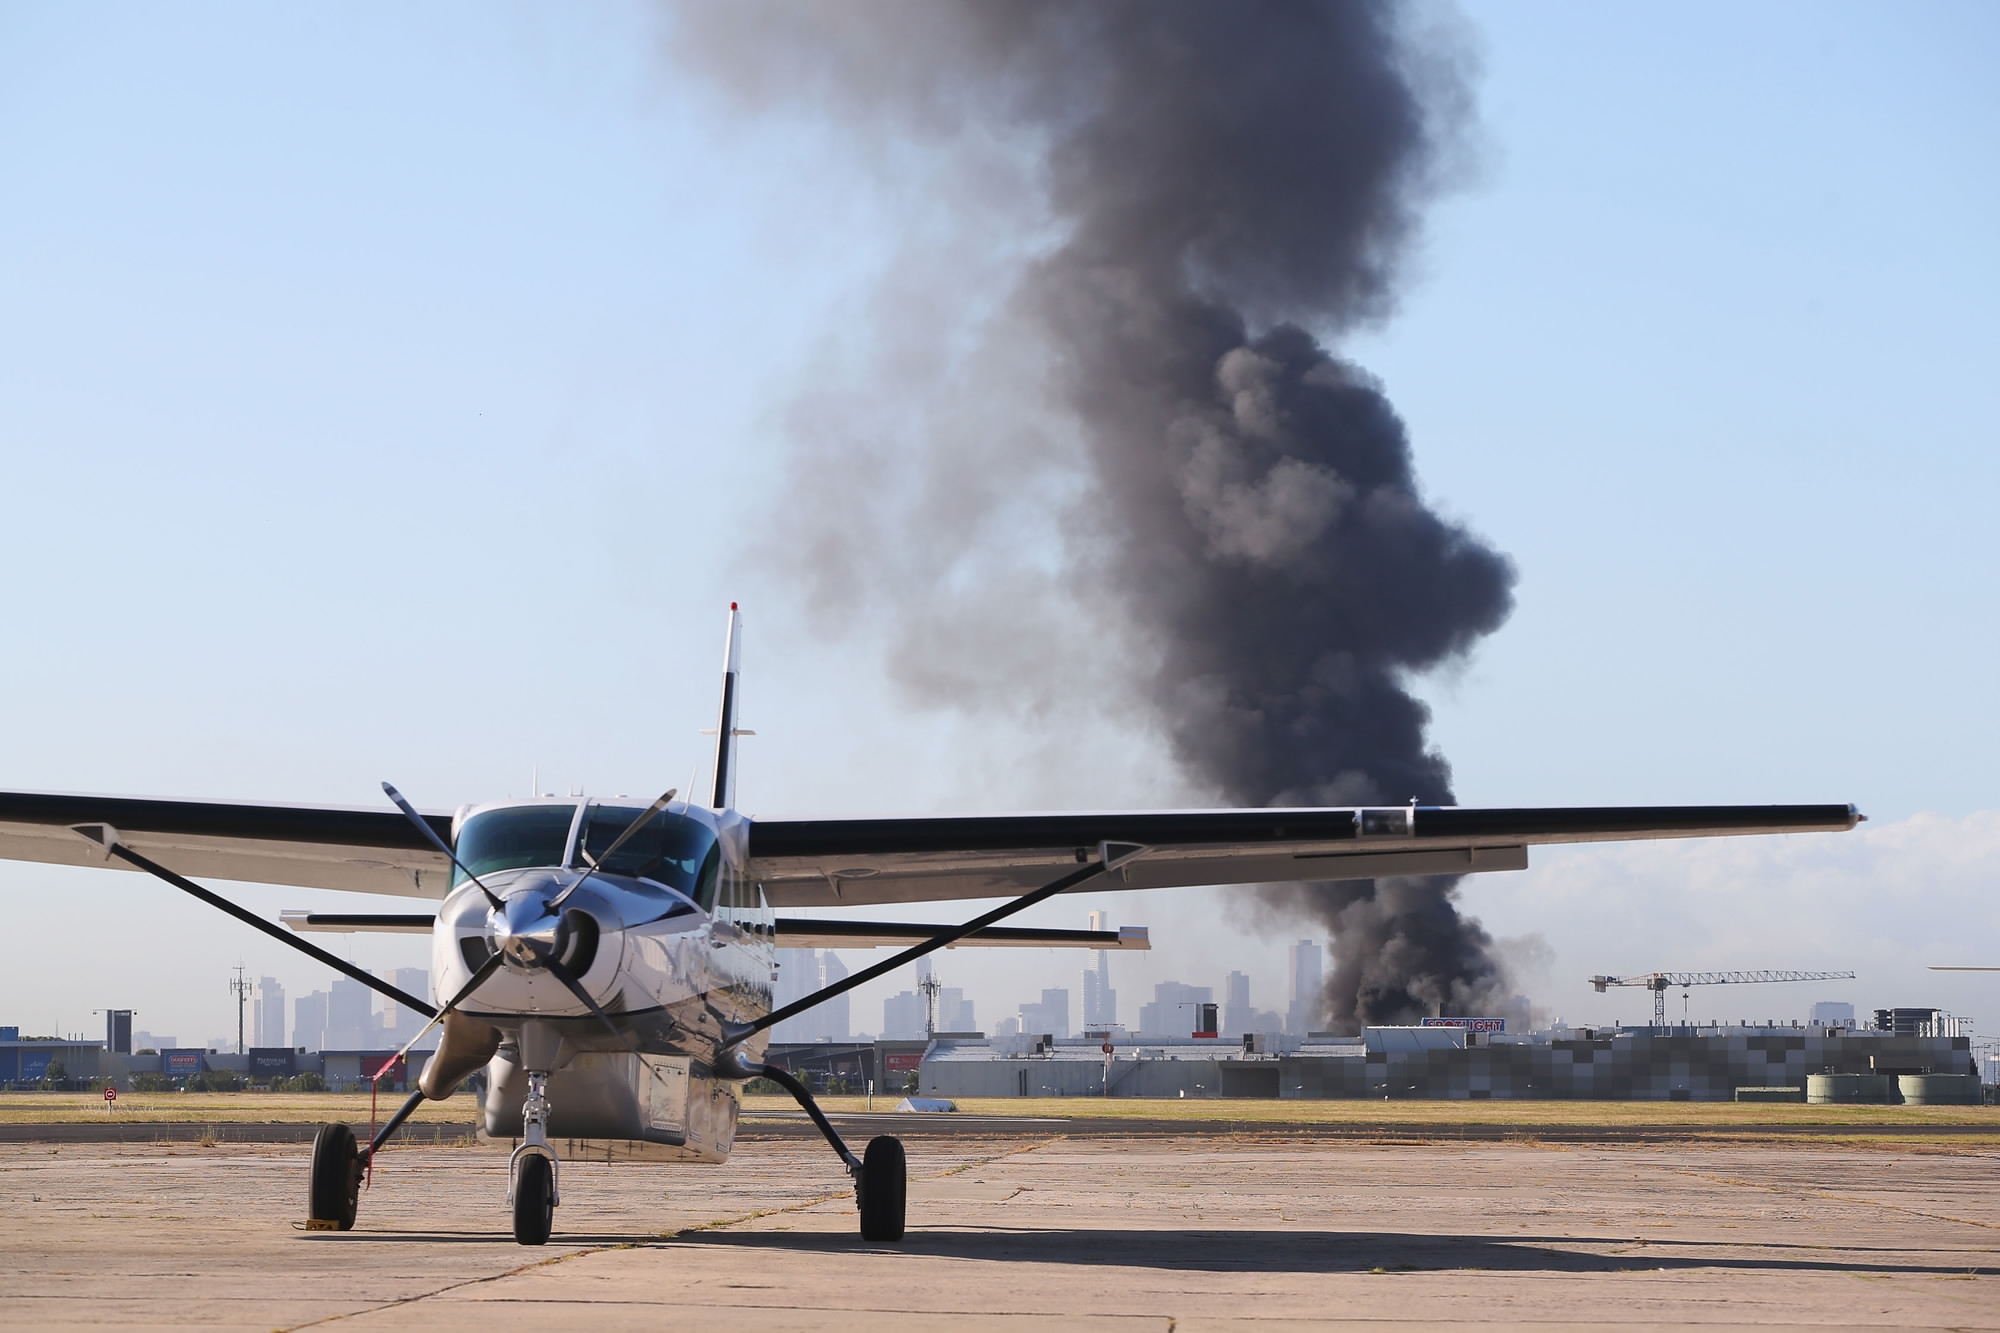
[{"left": 229, "top": 966, "right": 253, "bottom": 1054}]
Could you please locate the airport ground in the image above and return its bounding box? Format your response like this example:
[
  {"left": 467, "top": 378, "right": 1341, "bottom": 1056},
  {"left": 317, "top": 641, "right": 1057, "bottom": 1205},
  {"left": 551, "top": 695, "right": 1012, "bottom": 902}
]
[{"left": 2, "top": 1099, "right": 1996, "bottom": 1330}]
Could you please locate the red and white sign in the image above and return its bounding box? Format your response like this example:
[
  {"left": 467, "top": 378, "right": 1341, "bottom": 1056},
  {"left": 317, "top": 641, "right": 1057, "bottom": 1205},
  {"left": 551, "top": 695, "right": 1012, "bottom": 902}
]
[{"left": 103, "top": 1087, "right": 117, "bottom": 1106}]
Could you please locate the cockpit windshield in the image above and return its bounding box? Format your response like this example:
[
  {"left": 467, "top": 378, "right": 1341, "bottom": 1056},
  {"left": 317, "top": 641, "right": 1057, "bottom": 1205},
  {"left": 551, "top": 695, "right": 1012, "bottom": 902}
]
[
  {"left": 451, "top": 805, "right": 577, "bottom": 887},
  {"left": 574, "top": 805, "right": 720, "bottom": 909}
]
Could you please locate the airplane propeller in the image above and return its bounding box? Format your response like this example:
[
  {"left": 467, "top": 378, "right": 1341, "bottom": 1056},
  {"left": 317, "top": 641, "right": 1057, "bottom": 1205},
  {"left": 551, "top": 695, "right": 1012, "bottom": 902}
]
[{"left": 382, "top": 782, "right": 644, "bottom": 1051}]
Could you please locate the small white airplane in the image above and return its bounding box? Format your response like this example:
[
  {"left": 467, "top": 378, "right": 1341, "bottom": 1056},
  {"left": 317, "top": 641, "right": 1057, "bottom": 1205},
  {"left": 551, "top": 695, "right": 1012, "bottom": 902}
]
[{"left": 0, "top": 606, "right": 1863, "bottom": 1244}]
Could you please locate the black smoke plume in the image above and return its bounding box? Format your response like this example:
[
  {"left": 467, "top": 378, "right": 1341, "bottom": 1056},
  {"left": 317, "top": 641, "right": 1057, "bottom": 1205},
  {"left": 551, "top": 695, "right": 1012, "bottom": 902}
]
[{"left": 674, "top": 2, "right": 1518, "bottom": 1032}]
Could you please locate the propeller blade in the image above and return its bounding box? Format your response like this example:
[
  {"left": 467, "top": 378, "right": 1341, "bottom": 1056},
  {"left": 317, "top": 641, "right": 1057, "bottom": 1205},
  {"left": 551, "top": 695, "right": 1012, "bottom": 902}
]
[
  {"left": 586, "top": 788, "right": 678, "bottom": 869},
  {"left": 545, "top": 956, "right": 627, "bottom": 1046},
  {"left": 381, "top": 782, "right": 503, "bottom": 910},
  {"left": 379, "top": 948, "right": 506, "bottom": 1074},
  {"left": 553, "top": 786, "right": 679, "bottom": 910}
]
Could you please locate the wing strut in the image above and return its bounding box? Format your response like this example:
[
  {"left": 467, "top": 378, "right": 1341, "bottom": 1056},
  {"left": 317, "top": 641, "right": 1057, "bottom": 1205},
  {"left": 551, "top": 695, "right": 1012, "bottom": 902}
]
[
  {"left": 70, "top": 823, "right": 437, "bottom": 1019},
  {"left": 720, "top": 841, "right": 1146, "bottom": 1052}
]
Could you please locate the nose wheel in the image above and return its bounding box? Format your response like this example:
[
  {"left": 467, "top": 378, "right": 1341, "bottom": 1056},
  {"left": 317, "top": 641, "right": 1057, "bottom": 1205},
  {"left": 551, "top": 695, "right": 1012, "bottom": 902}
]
[
  {"left": 512, "top": 1153, "right": 555, "bottom": 1244},
  {"left": 505, "top": 1069, "right": 561, "bottom": 1245}
]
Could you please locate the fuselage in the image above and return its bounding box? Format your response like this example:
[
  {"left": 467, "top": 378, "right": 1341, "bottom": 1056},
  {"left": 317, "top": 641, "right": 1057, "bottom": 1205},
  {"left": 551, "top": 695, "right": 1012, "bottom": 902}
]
[{"left": 427, "top": 798, "right": 775, "bottom": 1159}]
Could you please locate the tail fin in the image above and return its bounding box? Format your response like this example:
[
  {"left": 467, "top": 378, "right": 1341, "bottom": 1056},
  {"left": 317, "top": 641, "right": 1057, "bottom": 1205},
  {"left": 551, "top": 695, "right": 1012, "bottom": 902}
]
[{"left": 710, "top": 603, "right": 744, "bottom": 809}]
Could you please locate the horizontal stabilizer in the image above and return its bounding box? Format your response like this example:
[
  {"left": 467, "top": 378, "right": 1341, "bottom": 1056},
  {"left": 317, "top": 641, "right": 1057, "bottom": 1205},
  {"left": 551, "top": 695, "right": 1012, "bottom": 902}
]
[
  {"left": 282, "top": 910, "right": 434, "bottom": 934},
  {"left": 773, "top": 918, "right": 1148, "bottom": 951}
]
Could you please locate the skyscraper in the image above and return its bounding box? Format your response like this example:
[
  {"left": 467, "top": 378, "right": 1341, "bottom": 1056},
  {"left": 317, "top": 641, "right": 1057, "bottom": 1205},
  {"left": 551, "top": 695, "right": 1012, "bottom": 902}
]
[
  {"left": 293, "top": 991, "right": 327, "bottom": 1053},
  {"left": 253, "top": 977, "right": 286, "bottom": 1049},
  {"left": 1138, "top": 981, "right": 1213, "bottom": 1037},
  {"left": 771, "top": 948, "right": 820, "bottom": 1042},
  {"left": 1081, "top": 909, "right": 1117, "bottom": 1028},
  {"left": 1018, "top": 988, "right": 1070, "bottom": 1039},
  {"left": 882, "top": 990, "right": 927, "bottom": 1039},
  {"left": 383, "top": 969, "right": 430, "bottom": 1045},
  {"left": 326, "top": 975, "right": 374, "bottom": 1050},
  {"left": 1223, "top": 970, "right": 1252, "bottom": 1036},
  {"left": 1287, "top": 940, "right": 1324, "bottom": 1035},
  {"left": 817, "top": 952, "right": 851, "bottom": 1041}
]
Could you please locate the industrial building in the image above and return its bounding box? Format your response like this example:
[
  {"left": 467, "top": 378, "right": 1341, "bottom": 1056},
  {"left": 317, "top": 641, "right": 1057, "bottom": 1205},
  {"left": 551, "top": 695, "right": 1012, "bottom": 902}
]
[{"left": 912, "top": 1021, "right": 1988, "bottom": 1103}]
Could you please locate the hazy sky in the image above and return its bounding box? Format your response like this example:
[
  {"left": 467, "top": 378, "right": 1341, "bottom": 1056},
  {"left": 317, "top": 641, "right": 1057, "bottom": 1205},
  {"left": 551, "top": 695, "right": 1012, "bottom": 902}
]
[{"left": 2, "top": 3, "right": 1995, "bottom": 1049}]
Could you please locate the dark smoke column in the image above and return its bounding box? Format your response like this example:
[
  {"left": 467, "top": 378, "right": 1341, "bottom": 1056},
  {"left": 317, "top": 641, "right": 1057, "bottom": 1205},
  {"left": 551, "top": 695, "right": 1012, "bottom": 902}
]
[{"left": 677, "top": 2, "right": 1516, "bottom": 1032}]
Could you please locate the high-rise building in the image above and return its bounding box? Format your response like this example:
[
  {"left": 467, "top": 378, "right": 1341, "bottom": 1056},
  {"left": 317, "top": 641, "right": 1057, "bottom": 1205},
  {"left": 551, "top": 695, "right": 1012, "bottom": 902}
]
[
  {"left": 1018, "top": 988, "right": 1070, "bottom": 1039},
  {"left": 1287, "top": 940, "right": 1324, "bottom": 1035},
  {"left": 882, "top": 990, "right": 927, "bottom": 1039},
  {"left": 104, "top": 1009, "right": 133, "bottom": 1055},
  {"left": 325, "top": 976, "right": 375, "bottom": 1050},
  {"left": 817, "top": 952, "right": 851, "bottom": 1041},
  {"left": 1138, "top": 981, "right": 1213, "bottom": 1037},
  {"left": 1223, "top": 971, "right": 1252, "bottom": 1035},
  {"left": 1081, "top": 909, "right": 1117, "bottom": 1028},
  {"left": 253, "top": 978, "right": 286, "bottom": 1049},
  {"left": 936, "top": 987, "right": 976, "bottom": 1033},
  {"left": 293, "top": 992, "right": 328, "bottom": 1052},
  {"left": 771, "top": 948, "right": 819, "bottom": 1042},
  {"left": 382, "top": 969, "right": 430, "bottom": 1045},
  {"left": 773, "top": 950, "right": 854, "bottom": 1042}
]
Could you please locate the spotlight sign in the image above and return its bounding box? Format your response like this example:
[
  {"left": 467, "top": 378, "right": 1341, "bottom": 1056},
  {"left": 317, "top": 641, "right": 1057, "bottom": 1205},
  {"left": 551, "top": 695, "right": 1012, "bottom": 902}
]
[{"left": 1421, "top": 1017, "right": 1505, "bottom": 1033}]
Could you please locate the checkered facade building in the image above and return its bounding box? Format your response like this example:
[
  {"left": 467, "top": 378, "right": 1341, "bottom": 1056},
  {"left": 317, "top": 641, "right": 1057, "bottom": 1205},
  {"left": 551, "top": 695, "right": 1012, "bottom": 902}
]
[{"left": 1281, "top": 1031, "right": 1976, "bottom": 1101}]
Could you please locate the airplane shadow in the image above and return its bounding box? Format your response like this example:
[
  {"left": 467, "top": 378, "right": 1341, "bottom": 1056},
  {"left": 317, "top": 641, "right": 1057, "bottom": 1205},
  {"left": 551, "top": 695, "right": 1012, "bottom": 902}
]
[{"left": 670, "top": 1227, "right": 1992, "bottom": 1278}]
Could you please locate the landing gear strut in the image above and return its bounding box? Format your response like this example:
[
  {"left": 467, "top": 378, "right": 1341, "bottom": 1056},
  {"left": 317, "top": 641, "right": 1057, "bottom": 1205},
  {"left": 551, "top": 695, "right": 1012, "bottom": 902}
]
[
  {"left": 508, "top": 1069, "right": 560, "bottom": 1246},
  {"left": 752, "top": 1062, "right": 905, "bottom": 1242}
]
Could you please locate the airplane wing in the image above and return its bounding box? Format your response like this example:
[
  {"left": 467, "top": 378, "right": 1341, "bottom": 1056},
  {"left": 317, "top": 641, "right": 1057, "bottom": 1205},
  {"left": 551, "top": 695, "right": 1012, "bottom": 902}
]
[
  {"left": 747, "top": 803, "right": 1863, "bottom": 907},
  {"left": 0, "top": 789, "right": 1860, "bottom": 908},
  {"left": 0, "top": 790, "right": 451, "bottom": 897}
]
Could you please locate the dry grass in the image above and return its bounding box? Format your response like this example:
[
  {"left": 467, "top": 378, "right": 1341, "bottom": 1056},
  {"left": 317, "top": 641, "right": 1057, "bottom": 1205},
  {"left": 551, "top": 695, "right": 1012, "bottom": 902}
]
[
  {"left": 0, "top": 1091, "right": 479, "bottom": 1126},
  {"left": 6, "top": 1090, "right": 1992, "bottom": 1140}
]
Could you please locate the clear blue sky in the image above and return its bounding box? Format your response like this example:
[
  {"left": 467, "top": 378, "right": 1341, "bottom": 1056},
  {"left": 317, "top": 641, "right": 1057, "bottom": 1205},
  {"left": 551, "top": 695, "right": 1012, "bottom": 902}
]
[{"left": 2, "top": 3, "right": 1994, "bottom": 1046}]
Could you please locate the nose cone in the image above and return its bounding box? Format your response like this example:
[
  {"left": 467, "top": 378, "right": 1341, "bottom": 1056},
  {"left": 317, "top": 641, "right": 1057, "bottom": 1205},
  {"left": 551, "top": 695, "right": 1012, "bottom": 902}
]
[{"left": 488, "top": 874, "right": 568, "bottom": 968}]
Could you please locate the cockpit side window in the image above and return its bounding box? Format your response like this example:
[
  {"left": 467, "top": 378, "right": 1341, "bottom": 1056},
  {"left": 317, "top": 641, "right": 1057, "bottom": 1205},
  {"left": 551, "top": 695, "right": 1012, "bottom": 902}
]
[
  {"left": 452, "top": 805, "right": 579, "bottom": 887},
  {"left": 575, "top": 806, "right": 722, "bottom": 911}
]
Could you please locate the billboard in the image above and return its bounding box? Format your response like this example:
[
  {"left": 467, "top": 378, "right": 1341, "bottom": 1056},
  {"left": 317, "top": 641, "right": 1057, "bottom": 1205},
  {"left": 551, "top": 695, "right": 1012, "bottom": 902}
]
[
  {"left": 1419, "top": 1017, "right": 1505, "bottom": 1033},
  {"left": 163, "top": 1049, "right": 206, "bottom": 1073},
  {"left": 883, "top": 1053, "right": 923, "bottom": 1075},
  {"left": 248, "top": 1048, "right": 296, "bottom": 1079}
]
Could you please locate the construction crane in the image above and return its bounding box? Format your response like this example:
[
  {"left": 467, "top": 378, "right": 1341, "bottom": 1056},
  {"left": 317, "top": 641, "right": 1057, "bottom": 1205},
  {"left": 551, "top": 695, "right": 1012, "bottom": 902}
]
[{"left": 1588, "top": 970, "right": 1856, "bottom": 1027}]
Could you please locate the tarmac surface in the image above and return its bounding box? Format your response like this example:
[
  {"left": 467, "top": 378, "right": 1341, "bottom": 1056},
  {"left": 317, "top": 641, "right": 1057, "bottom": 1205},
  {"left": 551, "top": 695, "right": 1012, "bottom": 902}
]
[{"left": 2, "top": 1125, "right": 1995, "bottom": 1330}]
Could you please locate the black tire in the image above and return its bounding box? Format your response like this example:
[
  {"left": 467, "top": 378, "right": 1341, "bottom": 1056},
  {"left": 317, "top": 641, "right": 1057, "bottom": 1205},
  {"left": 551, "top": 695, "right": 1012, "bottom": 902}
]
[
  {"left": 858, "top": 1135, "right": 906, "bottom": 1242},
  {"left": 512, "top": 1154, "right": 555, "bottom": 1246},
  {"left": 308, "top": 1123, "right": 360, "bottom": 1231}
]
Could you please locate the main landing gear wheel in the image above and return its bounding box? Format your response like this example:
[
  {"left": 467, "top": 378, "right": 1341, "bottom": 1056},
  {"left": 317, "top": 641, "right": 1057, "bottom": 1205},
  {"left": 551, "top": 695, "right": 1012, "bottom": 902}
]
[
  {"left": 513, "top": 1154, "right": 555, "bottom": 1246},
  {"left": 858, "top": 1135, "right": 906, "bottom": 1242},
  {"left": 308, "top": 1123, "right": 361, "bottom": 1231}
]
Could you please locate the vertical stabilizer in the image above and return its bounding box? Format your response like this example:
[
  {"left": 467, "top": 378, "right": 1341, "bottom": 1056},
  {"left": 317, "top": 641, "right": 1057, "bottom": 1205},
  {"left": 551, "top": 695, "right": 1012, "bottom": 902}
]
[{"left": 710, "top": 603, "right": 743, "bottom": 809}]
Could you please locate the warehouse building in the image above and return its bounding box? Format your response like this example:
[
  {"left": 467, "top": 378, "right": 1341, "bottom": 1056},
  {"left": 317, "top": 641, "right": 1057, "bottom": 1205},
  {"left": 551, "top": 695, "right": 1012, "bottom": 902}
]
[{"left": 915, "top": 1023, "right": 1985, "bottom": 1102}]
